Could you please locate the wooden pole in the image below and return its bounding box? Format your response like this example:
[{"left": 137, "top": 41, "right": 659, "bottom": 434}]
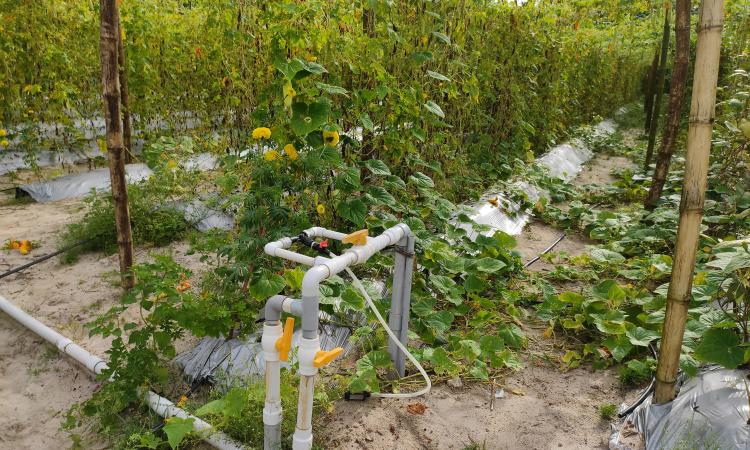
[
  {"left": 645, "top": 0, "right": 691, "bottom": 209},
  {"left": 100, "top": 0, "right": 135, "bottom": 290},
  {"left": 653, "top": 0, "right": 724, "bottom": 404},
  {"left": 644, "top": 48, "right": 660, "bottom": 133},
  {"left": 117, "top": 21, "right": 134, "bottom": 164},
  {"left": 644, "top": 9, "right": 671, "bottom": 170}
]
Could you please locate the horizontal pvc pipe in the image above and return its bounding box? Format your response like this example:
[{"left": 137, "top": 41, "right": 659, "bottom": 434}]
[
  {"left": 264, "top": 240, "right": 316, "bottom": 266},
  {"left": 303, "top": 227, "right": 347, "bottom": 241},
  {"left": 0, "top": 294, "right": 245, "bottom": 450}
]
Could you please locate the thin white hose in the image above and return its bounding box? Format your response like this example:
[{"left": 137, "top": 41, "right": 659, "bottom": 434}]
[{"left": 344, "top": 267, "right": 431, "bottom": 399}]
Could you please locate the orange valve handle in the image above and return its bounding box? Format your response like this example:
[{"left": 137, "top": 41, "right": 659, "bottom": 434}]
[
  {"left": 313, "top": 347, "right": 344, "bottom": 368},
  {"left": 342, "top": 229, "right": 369, "bottom": 246},
  {"left": 275, "top": 317, "right": 295, "bottom": 362}
]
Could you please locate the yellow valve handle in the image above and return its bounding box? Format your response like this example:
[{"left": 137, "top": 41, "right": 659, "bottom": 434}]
[
  {"left": 313, "top": 347, "right": 344, "bottom": 368},
  {"left": 275, "top": 317, "right": 295, "bottom": 362},
  {"left": 342, "top": 229, "right": 369, "bottom": 246}
]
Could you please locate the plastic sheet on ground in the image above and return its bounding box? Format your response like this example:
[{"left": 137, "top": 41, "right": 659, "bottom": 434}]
[
  {"left": 175, "top": 281, "right": 386, "bottom": 388},
  {"left": 454, "top": 118, "right": 617, "bottom": 240},
  {"left": 17, "top": 163, "right": 153, "bottom": 203},
  {"left": 173, "top": 199, "right": 234, "bottom": 232},
  {"left": 175, "top": 313, "right": 356, "bottom": 389},
  {"left": 609, "top": 366, "right": 750, "bottom": 450},
  {"left": 0, "top": 113, "right": 207, "bottom": 175},
  {"left": 0, "top": 149, "right": 101, "bottom": 176},
  {"left": 15, "top": 153, "right": 219, "bottom": 203}
]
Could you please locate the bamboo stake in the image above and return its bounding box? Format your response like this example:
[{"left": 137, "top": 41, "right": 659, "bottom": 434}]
[
  {"left": 117, "top": 21, "right": 134, "bottom": 164},
  {"left": 644, "top": 9, "right": 671, "bottom": 170},
  {"left": 653, "top": 0, "right": 724, "bottom": 404},
  {"left": 100, "top": 0, "right": 135, "bottom": 290},
  {"left": 645, "top": 0, "right": 691, "bottom": 209},
  {"left": 644, "top": 48, "right": 660, "bottom": 133}
]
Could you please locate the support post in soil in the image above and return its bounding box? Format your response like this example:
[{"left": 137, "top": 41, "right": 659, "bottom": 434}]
[
  {"left": 645, "top": 0, "right": 691, "bottom": 209},
  {"left": 644, "top": 48, "right": 660, "bottom": 133},
  {"left": 653, "top": 0, "right": 724, "bottom": 404},
  {"left": 100, "top": 0, "right": 135, "bottom": 290},
  {"left": 117, "top": 20, "right": 133, "bottom": 164},
  {"left": 644, "top": 8, "right": 672, "bottom": 170}
]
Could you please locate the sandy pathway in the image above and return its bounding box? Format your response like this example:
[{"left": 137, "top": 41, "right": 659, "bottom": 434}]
[{"left": 0, "top": 194, "right": 205, "bottom": 449}]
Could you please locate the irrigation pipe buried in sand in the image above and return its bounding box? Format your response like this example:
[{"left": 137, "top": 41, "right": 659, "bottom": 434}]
[
  {"left": 0, "top": 293, "right": 246, "bottom": 450},
  {"left": 524, "top": 233, "right": 566, "bottom": 268}
]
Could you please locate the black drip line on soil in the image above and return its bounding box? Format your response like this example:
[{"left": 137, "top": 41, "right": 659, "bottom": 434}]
[{"left": 524, "top": 232, "right": 566, "bottom": 268}]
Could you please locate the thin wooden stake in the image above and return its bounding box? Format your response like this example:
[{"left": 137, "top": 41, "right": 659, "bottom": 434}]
[
  {"left": 645, "top": 0, "right": 691, "bottom": 209},
  {"left": 100, "top": 0, "right": 135, "bottom": 290},
  {"left": 644, "top": 48, "right": 660, "bottom": 133},
  {"left": 645, "top": 9, "right": 671, "bottom": 170},
  {"left": 653, "top": 0, "right": 724, "bottom": 404}
]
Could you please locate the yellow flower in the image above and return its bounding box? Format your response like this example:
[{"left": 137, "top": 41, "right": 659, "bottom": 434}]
[
  {"left": 420, "top": 35, "right": 428, "bottom": 46},
  {"left": 19, "top": 240, "right": 31, "bottom": 255},
  {"left": 166, "top": 159, "right": 178, "bottom": 169},
  {"left": 304, "top": 54, "right": 318, "bottom": 62},
  {"left": 316, "top": 203, "right": 326, "bottom": 215},
  {"left": 0, "top": 139, "right": 8, "bottom": 147},
  {"left": 177, "top": 395, "right": 188, "bottom": 408},
  {"left": 283, "top": 144, "right": 298, "bottom": 161},
  {"left": 252, "top": 127, "right": 272, "bottom": 140},
  {"left": 0, "top": 129, "right": 7, "bottom": 137},
  {"left": 322, "top": 130, "right": 340, "bottom": 147},
  {"left": 264, "top": 150, "right": 281, "bottom": 161}
]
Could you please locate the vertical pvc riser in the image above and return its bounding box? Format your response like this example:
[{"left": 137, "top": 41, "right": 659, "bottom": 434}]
[
  {"left": 398, "top": 233, "right": 416, "bottom": 370},
  {"left": 292, "top": 375, "right": 316, "bottom": 450},
  {"left": 264, "top": 360, "right": 281, "bottom": 450},
  {"left": 388, "top": 236, "right": 407, "bottom": 376},
  {"left": 264, "top": 424, "right": 281, "bottom": 450}
]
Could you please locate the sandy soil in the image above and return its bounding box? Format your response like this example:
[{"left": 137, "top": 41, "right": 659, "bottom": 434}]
[
  {"left": 0, "top": 146, "right": 637, "bottom": 450},
  {"left": 0, "top": 187, "right": 205, "bottom": 449}
]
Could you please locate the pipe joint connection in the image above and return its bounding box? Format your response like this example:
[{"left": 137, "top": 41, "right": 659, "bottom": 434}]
[{"left": 297, "top": 337, "right": 321, "bottom": 377}]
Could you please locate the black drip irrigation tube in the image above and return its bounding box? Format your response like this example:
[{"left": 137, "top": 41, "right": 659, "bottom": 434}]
[
  {"left": 617, "top": 343, "right": 660, "bottom": 419},
  {"left": 524, "top": 232, "right": 566, "bottom": 268},
  {"left": 0, "top": 236, "right": 97, "bottom": 281}
]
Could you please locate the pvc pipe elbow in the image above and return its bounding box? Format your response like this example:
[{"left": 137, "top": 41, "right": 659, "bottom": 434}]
[
  {"left": 264, "top": 237, "right": 293, "bottom": 256},
  {"left": 300, "top": 265, "right": 330, "bottom": 298},
  {"left": 264, "top": 295, "right": 288, "bottom": 322}
]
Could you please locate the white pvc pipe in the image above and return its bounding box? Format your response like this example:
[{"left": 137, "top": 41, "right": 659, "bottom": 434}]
[
  {"left": 263, "top": 360, "right": 282, "bottom": 450},
  {"left": 0, "top": 294, "right": 245, "bottom": 450},
  {"left": 303, "top": 226, "right": 347, "bottom": 241},
  {"left": 264, "top": 240, "right": 316, "bottom": 266},
  {"left": 292, "top": 375, "right": 316, "bottom": 450}
]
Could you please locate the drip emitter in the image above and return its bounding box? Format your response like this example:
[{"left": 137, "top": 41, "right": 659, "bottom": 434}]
[{"left": 261, "top": 224, "right": 431, "bottom": 450}]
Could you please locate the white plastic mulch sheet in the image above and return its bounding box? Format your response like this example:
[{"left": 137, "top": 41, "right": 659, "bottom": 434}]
[
  {"left": 18, "top": 163, "right": 153, "bottom": 203},
  {"left": 0, "top": 149, "right": 100, "bottom": 176},
  {"left": 16, "top": 153, "right": 219, "bottom": 203},
  {"left": 16, "top": 154, "right": 232, "bottom": 232},
  {"left": 172, "top": 199, "right": 234, "bottom": 232},
  {"left": 175, "top": 282, "right": 385, "bottom": 387},
  {"left": 455, "top": 118, "right": 617, "bottom": 241},
  {"left": 0, "top": 113, "right": 206, "bottom": 176},
  {"left": 610, "top": 367, "right": 750, "bottom": 450},
  {"left": 175, "top": 315, "right": 355, "bottom": 389}
]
